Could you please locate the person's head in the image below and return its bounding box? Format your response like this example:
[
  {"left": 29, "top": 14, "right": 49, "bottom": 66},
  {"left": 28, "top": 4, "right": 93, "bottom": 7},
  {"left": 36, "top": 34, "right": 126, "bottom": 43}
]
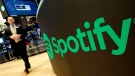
[
  {"left": 25, "top": 24, "right": 28, "bottom": 27},
  {"left": 7, "top": 17, "right": 15, "bottom": 26}
]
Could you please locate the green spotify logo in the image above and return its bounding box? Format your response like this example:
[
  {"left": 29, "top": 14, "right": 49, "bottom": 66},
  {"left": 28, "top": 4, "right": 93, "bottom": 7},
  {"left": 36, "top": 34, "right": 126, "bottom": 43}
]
[{"left": 43, "top": 17, "right": 132, "bottom": 60}]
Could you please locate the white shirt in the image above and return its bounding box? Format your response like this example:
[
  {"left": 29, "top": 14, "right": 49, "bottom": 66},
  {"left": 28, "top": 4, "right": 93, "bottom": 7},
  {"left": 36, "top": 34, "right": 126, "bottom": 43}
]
[
  {"left": 9, "top": 24, "right": 22, "bottom": 41},
  {"left": 10, "top": 24, "right": 17, "bottom": 34}
]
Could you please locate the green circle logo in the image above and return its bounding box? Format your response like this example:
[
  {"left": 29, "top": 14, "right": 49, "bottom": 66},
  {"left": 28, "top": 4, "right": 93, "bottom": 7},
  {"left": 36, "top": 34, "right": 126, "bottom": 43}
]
[{"left": 1, "top": 6, "right": 5, "bottom": 11}]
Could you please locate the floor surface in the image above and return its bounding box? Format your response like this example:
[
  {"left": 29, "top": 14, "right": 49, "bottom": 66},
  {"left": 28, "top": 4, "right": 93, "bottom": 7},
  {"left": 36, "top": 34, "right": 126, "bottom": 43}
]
[{"left": 0, "top": 52, "right": 56, "bottom": 76}]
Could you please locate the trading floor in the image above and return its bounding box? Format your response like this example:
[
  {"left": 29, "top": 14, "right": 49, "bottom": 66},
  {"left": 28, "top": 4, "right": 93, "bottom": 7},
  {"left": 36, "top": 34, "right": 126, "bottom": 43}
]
[{"left": 0, "top": 52, "right": 56, "bottom": 76}]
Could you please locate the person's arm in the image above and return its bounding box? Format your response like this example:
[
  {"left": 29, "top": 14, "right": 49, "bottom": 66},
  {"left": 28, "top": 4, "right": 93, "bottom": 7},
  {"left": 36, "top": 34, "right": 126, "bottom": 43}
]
[
  {"left": 4, "top": 28, "right": 11, "bottom": 40},
  {"left": 4, "top": 28, "right": 17, "bottom": 40},
  {"left": 18, "top": 26, "right": 27, "bottom": 39}
]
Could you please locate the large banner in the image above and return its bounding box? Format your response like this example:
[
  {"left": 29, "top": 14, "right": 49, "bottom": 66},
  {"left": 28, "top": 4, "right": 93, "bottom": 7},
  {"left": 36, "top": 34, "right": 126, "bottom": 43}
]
[{"left": 37, "top": 0, "right": 135, "bottom": 76}]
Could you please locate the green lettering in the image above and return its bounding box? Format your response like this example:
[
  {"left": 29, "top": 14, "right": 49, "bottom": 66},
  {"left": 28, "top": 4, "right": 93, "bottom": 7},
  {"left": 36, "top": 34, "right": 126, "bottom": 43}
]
[
  {"left": 42, "top": 17, "right": 132, "bottom": 59},
  {"left": 84, "top": 22, "right": 97, "bottom": 51},
  {"left": 52, "top": 37, "right": 59, "bottom": 53},
  {"left": 67, "top": 36, "right": 79, "bottom": 53},
  {"left": 107, "top": 18, "right": 132, "bottom": 55},
  {"left": 57, "top": 39, "right": 68, "bottom": 57},
  {"left": 76, "top": 28, "right": 90, "bottom": 52},
  {"left": 43, "top": 33, "right": 54, "bottom": 59},
  {"left": 93, "top": 17, "right": 106, "bottom": 50},
  {"left": 93, "top": 17, "right": 132, "bottom": 55}
]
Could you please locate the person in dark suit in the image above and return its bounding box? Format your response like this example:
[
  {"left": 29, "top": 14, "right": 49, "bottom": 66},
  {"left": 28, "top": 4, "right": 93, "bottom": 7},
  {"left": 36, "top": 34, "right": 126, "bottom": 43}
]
[{"left": 4, "top": 17, "right": 31, "bottom": 74}]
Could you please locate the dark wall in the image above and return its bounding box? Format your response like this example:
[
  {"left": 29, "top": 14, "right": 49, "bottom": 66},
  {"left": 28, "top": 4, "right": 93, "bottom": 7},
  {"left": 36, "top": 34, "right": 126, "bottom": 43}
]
[
  {"left": 37, "top": 0, "right": 135, "bottom": 76},
  {"left": 0, "top": 0, "right": 8, "bottom": 19}
]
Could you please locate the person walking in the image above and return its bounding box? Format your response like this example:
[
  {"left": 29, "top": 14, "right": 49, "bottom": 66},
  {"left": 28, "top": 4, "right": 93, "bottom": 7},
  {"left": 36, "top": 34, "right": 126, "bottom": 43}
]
[{"left": 4, "top": 17, "right": 31, "bottom": 74}]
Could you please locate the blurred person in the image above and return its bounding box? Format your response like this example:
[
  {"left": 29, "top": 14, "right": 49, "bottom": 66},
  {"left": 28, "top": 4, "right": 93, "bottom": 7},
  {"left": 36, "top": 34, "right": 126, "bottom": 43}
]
[
  {"left": 25, "top": 32, "right": 32, "bottom": 57},
  {"left": 28, "top": 21, "right": 35, "bottom": 31},
  {"left": 4, "top": 17, "right": 31, "bottom": 74},
  {"left": 33, "top": 22, "right": 41, "bottom": 39},
  {"left": 24, "top": 24, "right": 32, "bottom": 32},
  {"left": 30, "top": 31, "right": 39, "bottom": 49}
]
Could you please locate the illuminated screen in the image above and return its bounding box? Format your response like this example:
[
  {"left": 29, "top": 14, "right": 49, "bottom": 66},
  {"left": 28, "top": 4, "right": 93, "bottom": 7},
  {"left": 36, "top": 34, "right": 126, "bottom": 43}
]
[{"left": 2, "top": 0, "right": 38, "bottom": 16}]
